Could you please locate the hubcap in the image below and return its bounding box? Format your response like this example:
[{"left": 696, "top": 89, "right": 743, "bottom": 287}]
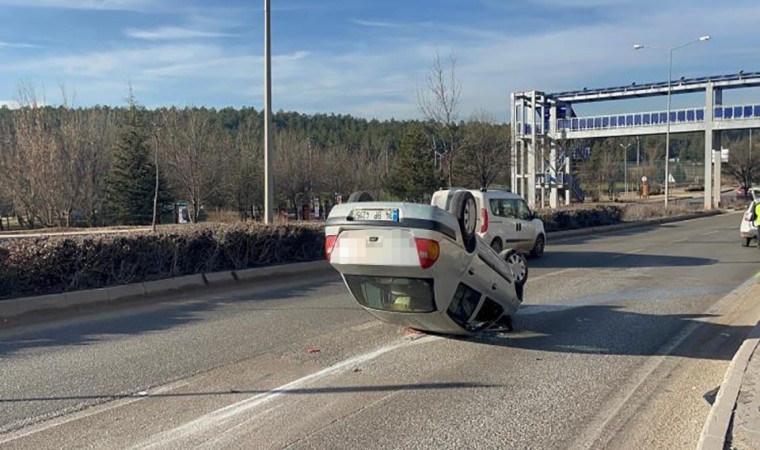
[
  {"left": 464, "top": 198, "right": 477, "bottom": 233},
  {"left": 507, "top": 253, "right": 526, "bottom": 282}
]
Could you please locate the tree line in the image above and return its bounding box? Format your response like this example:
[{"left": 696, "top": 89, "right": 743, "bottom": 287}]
[{"left": 0, "top": 86, "right": 511, "bottom": 229}]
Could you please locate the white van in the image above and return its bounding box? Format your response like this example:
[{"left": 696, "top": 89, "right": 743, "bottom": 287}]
[{"left": 431, "top": 188, "right": 546, "bottom": 257}]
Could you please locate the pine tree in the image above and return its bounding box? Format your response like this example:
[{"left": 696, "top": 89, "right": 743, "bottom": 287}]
[
  {"left": 103, "top": 93, "right": 171, "bottom": 225},
  {"left": 385, "top": 124, "right": 443, "bottom": 202}
]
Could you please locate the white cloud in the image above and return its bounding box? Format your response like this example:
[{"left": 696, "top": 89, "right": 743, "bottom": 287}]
[
  {"left": 350, "top": 19, "right": 405, "bottom": 29},
  {"left": 125, "top": 26, "right": 237, "bottom": 41},
  {"left": 0, "top": 41, "right": 38, "bottom": 49},
  {"left": 0, "top": 100, "right": 20, "bottom": 109}
]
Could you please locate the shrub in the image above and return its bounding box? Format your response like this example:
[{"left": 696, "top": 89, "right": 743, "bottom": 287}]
[{"left": 0, "top": 223, "right": 325, "bottom": 300}]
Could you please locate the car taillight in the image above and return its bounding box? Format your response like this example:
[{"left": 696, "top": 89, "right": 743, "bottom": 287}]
[
  {"left": 414, "top": 238, "right": 440, "bottom": 269},
  {"left": 480, "top": 208, "right": 488, "bottom": 233},
  {"left": 325, "top": 235, "right": 338, "bottom": 261}
]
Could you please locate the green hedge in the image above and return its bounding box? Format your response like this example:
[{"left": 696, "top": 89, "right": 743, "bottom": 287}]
[
  {"left": 0, "top": 223, "right": 325, "bottom": 299},
  {"left": 538, "top": 205, "right": 625, "bottom": 232}
]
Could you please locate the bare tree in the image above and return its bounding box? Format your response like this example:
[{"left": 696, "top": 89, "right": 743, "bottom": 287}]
[
  {"left": 459, "top": 110, "right": 509, "bottom": 189},
  {"left": 417, "top": 50, "right": 462, "bottom": 188},
  {"left": 722, "top": 134, "right": 760, "bottom": 190},
  {"left": 161, "top": 108, "right": 225, "bottom": 223}
]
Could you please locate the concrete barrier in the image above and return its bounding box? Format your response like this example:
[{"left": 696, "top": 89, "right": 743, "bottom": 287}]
[
  {"left": 203, "top": 271, "right": 236, "bottom": 285},
  {"left": 233, "top": 260, "right": 332, "bottom": 281},
  {"left": 106, "top": 283, "right": 147, "bottom": 301},
  {"left": 65, "top": 288, "right": 109, "bottom": 307},
  {"left": 174, "top": 274, "right": 206, "bottom": 290},
  {"left": 17, "top": 294, "right": 67, "bottom": 316},
  {"left": 0, "top": 299, "right": 19, "bottom": 319},
  {"left": 143, "top": 278, "right": 179, "bottom": 295}
]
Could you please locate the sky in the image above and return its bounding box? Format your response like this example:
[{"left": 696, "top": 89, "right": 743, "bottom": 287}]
[{"left": 1, "top": 0, "right": 760, "bottom": 121}]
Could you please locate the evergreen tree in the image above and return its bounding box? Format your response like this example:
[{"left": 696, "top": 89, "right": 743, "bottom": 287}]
[
  {"left": 385, "top": 124, "right": 443, "bottom": 202},
  {"left": 103, "top": 94, "right": 171, "bottom": 225}
]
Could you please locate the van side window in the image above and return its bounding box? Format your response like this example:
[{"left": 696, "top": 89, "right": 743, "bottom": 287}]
[
  {"left": 516, "top": 199, "right": 532, "bottom": 220},
  {"left": 489, "top": 199, "right": 517, "bottom": 218}
]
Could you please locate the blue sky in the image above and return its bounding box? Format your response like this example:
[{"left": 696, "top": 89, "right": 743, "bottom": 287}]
[{"left": 1, "top": 0, "right": 759, "bottom": 121}]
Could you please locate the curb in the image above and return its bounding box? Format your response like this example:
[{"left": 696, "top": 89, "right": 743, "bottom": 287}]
[
  {"left": 0, "top": 260, "right": 334, "bottom": 320},
  {"left": 698, "top": 277, "right": 760, "bottom": 450},
  {"left": 547, "top": 210, "right": 724, "bottom": 241}
]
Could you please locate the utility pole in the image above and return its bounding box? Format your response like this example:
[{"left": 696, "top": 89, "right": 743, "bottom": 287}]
[{"left": 263, "top": 0, "right": 274, "bottom": 224}]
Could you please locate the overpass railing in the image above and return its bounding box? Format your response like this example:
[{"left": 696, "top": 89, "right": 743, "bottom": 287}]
[{"left": 519, "top": 103, "right": 760, "bottom": 135}]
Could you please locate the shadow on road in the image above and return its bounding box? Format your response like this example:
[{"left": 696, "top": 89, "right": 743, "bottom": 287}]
[
  {"left": 0, "top": 382, "right": 497, "bottom": 404},
  {"left": 0, "top": 274, "right": 348, "bottom": 358},
  {"left": 461, "top": 304, "right": 753, "bottom": 362},
  {"left": 530, "top": 251, "right": 718, "bottom": 269}
]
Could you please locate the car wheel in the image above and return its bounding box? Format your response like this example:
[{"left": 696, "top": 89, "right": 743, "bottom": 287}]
[
  {"left": 502, "top": 249, "right": 528, "bottom": 287},
  {"left": 743, "top": 238, "right": 751, "bottom": 247},
  {"left": 530, "top": 234, "right": 545, "bottom": 258},
  {"left": 449, "top": 190, "right": 478, "bottom": 253},
  {"left": 347, "top": 191, "right": 374, "bottom": 202},
  {"left": 490, "top": 238, "right": 503, "bottom": 254}
]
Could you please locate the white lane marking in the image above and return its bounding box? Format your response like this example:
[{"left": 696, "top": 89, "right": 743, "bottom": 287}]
[
  {"left": 131, "top": 336, "right": 440, "bottom": 450},
  {"left": 704, "top": 230, "right": 721, "bottom": 236},
  {"left": 673, "top": 237, "right": 689, "bottom": 243},
  {"left": 611, "top": 248, "right": 645, "bottom": 259},
  {"left": 0, "top": 381, "right": 189, "bottom": 445}
]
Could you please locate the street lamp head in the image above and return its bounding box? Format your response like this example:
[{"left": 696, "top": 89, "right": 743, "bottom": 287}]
[
  {"left": 633, "top": 44, "right": 644, "bottom": 50},
  {"left": 699, "top": 35, "right": 711, "bottom": 41}
]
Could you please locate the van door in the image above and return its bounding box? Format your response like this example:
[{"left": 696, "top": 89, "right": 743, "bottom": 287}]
[
  {"left": 513, "top": 198, "right": 537, "bottom": 250},
  {"left": 486, "top": 196, "right": 518, "bottom": 250}
]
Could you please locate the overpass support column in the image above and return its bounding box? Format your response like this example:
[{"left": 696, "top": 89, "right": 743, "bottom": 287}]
[
  {"left": 527, "top": 91, "right": 537, "bottom": 209},
  {"left": 704, "top": 83, "right": 717, "bottom": 210},
  {"left": 549, "top": 104, "right": 559, "bottom": 209},
  {"left": 564, "top": 156, "right": 571, "bottom": 206},
  {"left": 510, "top": 93, "right": 517, "bottom": 194}
]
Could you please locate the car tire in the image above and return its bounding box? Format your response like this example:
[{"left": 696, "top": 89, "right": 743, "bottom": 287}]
[
  {"left": 449, "top": 190, "right": 478, "bottom": 253},
  {"left": 490, "top": 238, "right": 503, "bottom": 254},
  {"left": 530, "top": 234, "right": 545, "bottom": 258},
  {"left": 347, "top": 191, "right": 374, "bottom": 203},
  {"left": 501, "top": 249, "right": 528, "bottom": 288}
]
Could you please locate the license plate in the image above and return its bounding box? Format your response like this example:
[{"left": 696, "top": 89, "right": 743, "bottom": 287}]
[{"left": 352, "top": 208, "right": 399, "bottom": 222}]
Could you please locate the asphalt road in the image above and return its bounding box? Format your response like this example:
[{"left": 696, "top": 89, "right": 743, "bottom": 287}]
[{"left": 1, "top": 212, "right": 759, "bottom": 449}]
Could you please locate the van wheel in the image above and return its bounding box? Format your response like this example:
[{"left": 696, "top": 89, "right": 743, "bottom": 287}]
[
  {"left": 490, "top": 238, "right": 503, "bottom": 253},
  {"left": 348, "top": 191, "right": 373, "bottom": 202},
  {"left": 530, "top": 234, "right": 545, "bottom": 258},
  {"left": 449, "top": 190, "right": 477, "bottom": 253}
]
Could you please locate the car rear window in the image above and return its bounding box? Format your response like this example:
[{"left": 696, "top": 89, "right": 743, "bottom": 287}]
[{"left": 344, "top": 276, "right": 436, "bottom": 313}]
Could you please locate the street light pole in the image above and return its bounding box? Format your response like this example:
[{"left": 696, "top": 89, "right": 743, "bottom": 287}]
[
  {"left": 264, "top": 0, "right": 274, "bottom": 224},
  {"left": 634, "top": 35, "right": 710, "bottom": 208}
]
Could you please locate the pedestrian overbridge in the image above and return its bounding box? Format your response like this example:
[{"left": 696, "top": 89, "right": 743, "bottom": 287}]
[{"left": 511, "top": 71, "right": 760, "bottom": 210}]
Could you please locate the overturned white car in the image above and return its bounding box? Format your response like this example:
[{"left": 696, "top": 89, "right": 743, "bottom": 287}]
[{"left": 325, "top": 190, "right": 527, "bottom": 335}]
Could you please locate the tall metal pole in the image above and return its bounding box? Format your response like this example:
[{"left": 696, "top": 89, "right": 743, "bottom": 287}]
[
  {"left": 264, "top": 0, "right": 274, "bottom": 224},
  {"left": 664, "top": 49, "right": 673, "bottom": 208},
  {"left": 633, "top": 35, "right": 709, "bottom": 207}
]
